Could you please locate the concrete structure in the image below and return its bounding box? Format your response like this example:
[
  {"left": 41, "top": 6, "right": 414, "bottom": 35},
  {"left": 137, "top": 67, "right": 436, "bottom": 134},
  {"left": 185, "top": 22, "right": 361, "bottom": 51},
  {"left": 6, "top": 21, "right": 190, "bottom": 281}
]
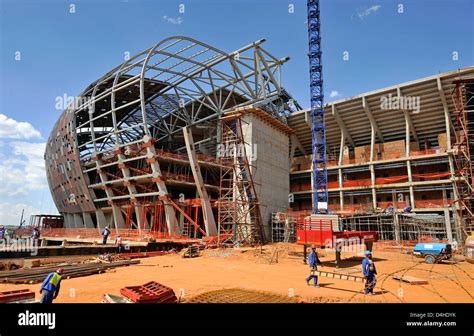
[
  {"left": 241, "top": 109, "right": 292, "bottom": 237},
  {"left": 287, "top": 67, "right": 474, "bottom": 243}
]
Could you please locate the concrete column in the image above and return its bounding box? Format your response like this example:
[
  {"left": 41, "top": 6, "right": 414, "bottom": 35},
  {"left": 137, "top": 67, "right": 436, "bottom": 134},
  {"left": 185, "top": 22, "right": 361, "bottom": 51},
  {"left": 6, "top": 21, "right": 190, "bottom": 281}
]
[
  {"left": 143, "top": 135, "right": 178, "bottom": 234},
  {"left": 338, "top": 131, "right": 345, "bottom": 211},
  {"left": 95, "top": 209, "right": 107, "bottom": 229},
  {"left": 370, "top": 164, "right": 377, "bottom": 209},
  {"left": 444, "top": 208, "right": 453, "bottom": 243},
  {"left": 65, "top": 213, "right": 75, "bottom": 228},
  {"left": 83, "top": 212, "right": 95, "bottom": 228},
  {"left": 116, "top": 148, "right": 148, "bottom": 229},
  {"left": 406, "top": 160, "right": 415, "bottom": 208},
  {"left": 437, "top": 77, "right": 452, "bottom": 150},
  {"left": 392, "top": 191, "right": 401, "bottom": 242},
  {"left": 183, "top": 126, "right": 217, "bottom": 236},
  {"left": 369, "top": 114, "right": 377, "bottom": 210},
  {"left": 111, "top": 204, "right": 125, "bottom": 229},
  {"left": 338, "top": 168, "right": 344, "bottom": 211},
  {"left": 73, "top": 213, "right": 84, "bottom": 228}
]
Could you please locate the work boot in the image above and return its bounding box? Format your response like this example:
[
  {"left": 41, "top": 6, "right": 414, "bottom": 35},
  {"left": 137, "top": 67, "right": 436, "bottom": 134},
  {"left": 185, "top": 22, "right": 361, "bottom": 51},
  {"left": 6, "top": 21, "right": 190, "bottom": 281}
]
[{"left": 306, "top": 277, "right": 310, "bottom": 286}]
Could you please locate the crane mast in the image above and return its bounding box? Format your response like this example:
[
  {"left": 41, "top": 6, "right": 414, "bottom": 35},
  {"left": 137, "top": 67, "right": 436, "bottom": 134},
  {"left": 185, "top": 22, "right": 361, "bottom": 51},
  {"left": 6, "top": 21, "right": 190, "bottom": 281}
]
[{"left": 307, "top": 0, "right": 329, "bottom": 214}]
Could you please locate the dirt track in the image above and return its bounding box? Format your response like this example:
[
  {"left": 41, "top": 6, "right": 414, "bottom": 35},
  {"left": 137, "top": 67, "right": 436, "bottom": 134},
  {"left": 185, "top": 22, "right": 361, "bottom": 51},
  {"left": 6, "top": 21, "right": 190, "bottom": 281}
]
[{"left": 0, "top": 243, "right": 472, "bottom": 303}]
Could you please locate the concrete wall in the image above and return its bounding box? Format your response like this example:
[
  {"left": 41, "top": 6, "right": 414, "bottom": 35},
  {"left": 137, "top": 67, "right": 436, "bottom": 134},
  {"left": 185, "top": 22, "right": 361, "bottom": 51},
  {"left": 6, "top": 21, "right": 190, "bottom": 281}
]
[{"left": 242, "top": 114, "right": 290, "bottom": 239}]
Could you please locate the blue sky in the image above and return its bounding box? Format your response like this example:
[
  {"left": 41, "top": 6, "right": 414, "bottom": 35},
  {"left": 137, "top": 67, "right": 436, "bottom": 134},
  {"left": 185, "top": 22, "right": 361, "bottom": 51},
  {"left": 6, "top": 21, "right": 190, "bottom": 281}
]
[{"left": 0, "top": 0, "right": 473, "bottom": 226}]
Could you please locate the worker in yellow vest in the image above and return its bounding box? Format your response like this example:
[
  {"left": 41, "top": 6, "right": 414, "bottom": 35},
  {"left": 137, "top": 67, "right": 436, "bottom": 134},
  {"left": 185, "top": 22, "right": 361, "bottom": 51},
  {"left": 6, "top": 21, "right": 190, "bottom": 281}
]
[{"left": 39, "top": 268, "right": 64, "bottom": 304}]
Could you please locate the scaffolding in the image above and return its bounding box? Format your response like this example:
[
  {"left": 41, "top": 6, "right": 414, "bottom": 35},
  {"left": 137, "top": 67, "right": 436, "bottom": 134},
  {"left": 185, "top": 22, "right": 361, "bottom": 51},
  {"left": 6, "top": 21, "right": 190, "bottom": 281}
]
[
  {"left": 451, "top": 78, "right": 474, "bottom": 242},
  {"left": 217, "top": 114, "right": 265, "bottom": 245},
  {"left": 341, "top": 213, "right": 450, "bottom": 242},
  {"left": 271, "top": 212, "right": 296, "bottom": 243}
]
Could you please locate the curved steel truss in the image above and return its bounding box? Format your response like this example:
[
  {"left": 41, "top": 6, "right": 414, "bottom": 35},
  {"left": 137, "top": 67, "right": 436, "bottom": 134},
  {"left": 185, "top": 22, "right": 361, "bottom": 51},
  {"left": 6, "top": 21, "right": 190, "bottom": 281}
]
[
  {"left": 70, "top": 36, "right": 301, "bottom": 162},
  {"left": 46, "top": 36, "right": 301, "bottom": 236}
]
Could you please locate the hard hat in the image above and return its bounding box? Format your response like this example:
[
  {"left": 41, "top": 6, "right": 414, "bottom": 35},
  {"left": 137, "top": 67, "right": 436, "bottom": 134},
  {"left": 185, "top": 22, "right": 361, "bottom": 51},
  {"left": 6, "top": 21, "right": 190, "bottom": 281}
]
[
  {"left": 311, "top": 244, "right": 316, "bottom": 249},
  {"left": 365, "top": 250, "right": 372, "bottom": 256},
  {"left": 56, "top": 268, "right": 65, "bottom": 274}
]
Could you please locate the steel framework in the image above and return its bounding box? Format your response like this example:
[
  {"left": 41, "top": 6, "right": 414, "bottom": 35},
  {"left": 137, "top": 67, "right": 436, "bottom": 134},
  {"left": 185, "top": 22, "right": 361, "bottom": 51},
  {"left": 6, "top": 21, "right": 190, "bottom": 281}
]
[
  {"left": 307, "top": 0, "right": 329, "bottom": 214},
  {"left": 74, "top": 36, "right": 296, "bottom": 161},
  {"left": 45, "top": 36, "right": 301, "bottom": 234}
]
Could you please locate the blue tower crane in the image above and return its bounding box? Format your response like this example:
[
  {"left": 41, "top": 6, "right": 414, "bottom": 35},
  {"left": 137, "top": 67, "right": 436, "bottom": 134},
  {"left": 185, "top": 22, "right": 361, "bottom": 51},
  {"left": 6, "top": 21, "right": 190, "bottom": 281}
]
[{"left": 307, "top": 0, "right": 329, "bottom": 214}]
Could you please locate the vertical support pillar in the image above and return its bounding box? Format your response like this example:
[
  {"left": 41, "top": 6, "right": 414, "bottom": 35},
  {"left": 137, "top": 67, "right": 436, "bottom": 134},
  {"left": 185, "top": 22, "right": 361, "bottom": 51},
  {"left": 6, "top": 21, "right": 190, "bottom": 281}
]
[
  {"left": 65, "top": 213, "right": 75, "bottom": 228},
  {"left": 183, "top": 126, "right": 217, "bottom": 236},
  {"left": 143, "top": 135, "right": 178, "bottom": 234},
  {"left": 402, "top": 102, "right": 415, "bottom": 209},
  {"left": 407, "top": 160, "right": 415, "bottom": 208},
  {"left": 83, "top": 212, "right": 95, "bottom": 228},
  {"left": 73, "top": 213, "right": 84, "bottom": 228},
  {"left": 116, "top": 148, "right": 148, "bottom": 229},
  {"left": 95, "top": 209, "right": 107, "bottom": 230},
  {"left": 111, "top": 204, "right": 125, "bottom": 229},
  {"left": 338, "top": 131, "right": 345, "bottom": 211},
  {"left": 444, "top": 208, "right": 453, "bottom": 243},
  {"left": 370, "top": 165, "right": 377, "bottom": 209},
  {"left": 392, "top": 191, "right": 401, "bottom": 242}
]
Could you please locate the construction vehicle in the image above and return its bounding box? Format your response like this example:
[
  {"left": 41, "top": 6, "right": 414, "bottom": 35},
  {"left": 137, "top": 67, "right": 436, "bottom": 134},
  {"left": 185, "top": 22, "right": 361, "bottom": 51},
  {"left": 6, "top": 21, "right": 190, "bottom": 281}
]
[
  {"left": 296, "top": 214, "right": 378, "bottom": 267},
  {"left": 413, "top": 242, "right": 453, "bottom": 264}
]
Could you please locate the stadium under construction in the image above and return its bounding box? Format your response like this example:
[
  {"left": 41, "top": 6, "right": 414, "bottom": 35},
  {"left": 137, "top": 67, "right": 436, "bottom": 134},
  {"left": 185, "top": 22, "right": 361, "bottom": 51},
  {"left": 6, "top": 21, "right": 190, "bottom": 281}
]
[{"left": 31, "top": 36, "right": 472, "bottom": 249}]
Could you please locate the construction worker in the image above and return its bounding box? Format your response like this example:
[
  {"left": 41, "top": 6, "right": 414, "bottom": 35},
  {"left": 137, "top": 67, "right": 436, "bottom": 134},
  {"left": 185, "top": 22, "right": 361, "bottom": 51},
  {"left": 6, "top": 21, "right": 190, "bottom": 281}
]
[
  {"left": 362, "top": 250, "right": 377, "bottom": 295},
  {"left": 0, "top": 227, "right": 5, "bottom": 242},
  {"left": 31, "top": 227, "right": 40, "bottom": 245},
  {"left": 39, "top": 268, "right": 64, "bottom": 304},
  {"left": 305, "top": 244, "right": 322, "bottom": 287},
  {"left": 115, "top": 235, "right": 124, "bottom": 253},
  {"left": 388, "top": 204, "right": 394, "bottom": 215},
  {"left": 101, "top": 226, "right": 110, "bottom": 245}
]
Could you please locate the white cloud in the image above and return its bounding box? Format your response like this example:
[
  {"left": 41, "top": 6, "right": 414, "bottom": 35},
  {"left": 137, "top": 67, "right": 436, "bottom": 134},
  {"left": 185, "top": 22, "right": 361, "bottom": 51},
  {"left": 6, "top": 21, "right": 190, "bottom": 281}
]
[
  {"left": 162, "top": 15, "right": 183, "bottom": 25},
  {"left": 0, "top": 202, "right": 43, "bottom": 227},
  {"left": 355, "top": 5, "right": 381, "bottom": 20},
  {"left": 0, "top": 114, "right": 42, "bottom": 139},
  {"left": 329, "top": 90, "right": 342, "bottom": 98},
  {"left": 0, "top": 142, "right": 47, "bottom": 196}
]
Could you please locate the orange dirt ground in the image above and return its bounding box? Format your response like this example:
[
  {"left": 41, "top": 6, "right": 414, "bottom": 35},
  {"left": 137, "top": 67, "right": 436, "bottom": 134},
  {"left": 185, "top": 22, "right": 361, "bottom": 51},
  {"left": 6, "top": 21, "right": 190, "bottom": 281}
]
[{"left": 1, "top": 243, "right": 473, "bottom": 303}]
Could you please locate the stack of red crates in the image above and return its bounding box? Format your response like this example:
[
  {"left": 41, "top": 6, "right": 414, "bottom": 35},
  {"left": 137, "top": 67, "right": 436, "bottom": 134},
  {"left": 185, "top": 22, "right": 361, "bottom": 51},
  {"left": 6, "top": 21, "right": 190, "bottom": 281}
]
[{"left": 120, "top": 281, "right": 177, "bottom": 303}]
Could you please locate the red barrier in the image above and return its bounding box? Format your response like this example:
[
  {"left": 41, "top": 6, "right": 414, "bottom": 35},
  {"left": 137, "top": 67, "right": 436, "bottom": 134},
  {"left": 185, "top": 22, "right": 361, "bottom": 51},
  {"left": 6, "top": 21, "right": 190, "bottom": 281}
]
[
  {"left": 414, "top": 199, "right": 452, "bottom": 208},
  {"left": 18, "top": 228, "right": 193, "bottom": 242}
]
